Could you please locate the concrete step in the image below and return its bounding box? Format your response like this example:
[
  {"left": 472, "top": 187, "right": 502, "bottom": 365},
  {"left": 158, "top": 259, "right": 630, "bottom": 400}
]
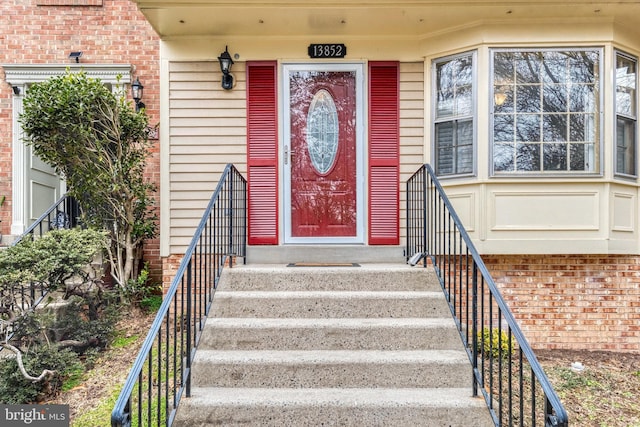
[
  {"left": 220, "top": 263, "right": 441, "bottom": 291},
  {"left": 199, "top": 317, "right": 461, "bottom": 350},
  {"left": 211, "top": 291, "right": 450, "bottom": 318},
  {"left": 191, "top": 349, "right": 471, "bottom": 388},
  {"left": 174, "top": 387, "right": 492, "bottom": 427},
  {"left": 174, "top": 263, "right": 493, "bottom": 427},
  {"left": 246, "top": 245, "right": 406, "bottom": 264}
]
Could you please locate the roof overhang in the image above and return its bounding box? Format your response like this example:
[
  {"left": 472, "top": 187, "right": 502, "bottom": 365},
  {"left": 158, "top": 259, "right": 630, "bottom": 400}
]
[{"left": 131, "top": 0, "right": 640, "bottom": 39}]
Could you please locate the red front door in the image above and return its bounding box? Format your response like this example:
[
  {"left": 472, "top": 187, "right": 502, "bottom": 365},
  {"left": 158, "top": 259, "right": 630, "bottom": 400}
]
[{"left": 288, "top": 70, "right": 358, "bottom": 238}]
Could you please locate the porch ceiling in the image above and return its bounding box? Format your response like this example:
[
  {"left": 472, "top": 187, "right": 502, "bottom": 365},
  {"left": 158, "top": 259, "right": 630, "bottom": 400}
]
[{"left": 133, "top": 0, "right": 640, "bottom": 38}]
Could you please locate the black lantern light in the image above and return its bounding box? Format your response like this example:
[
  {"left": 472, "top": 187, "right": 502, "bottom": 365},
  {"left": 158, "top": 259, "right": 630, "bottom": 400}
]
[
  {"left": 217, "top": 46, "right": 234, "bottom": 90},
  {"left": 131, "top": 77, "right": 145, "bottom": 112}
]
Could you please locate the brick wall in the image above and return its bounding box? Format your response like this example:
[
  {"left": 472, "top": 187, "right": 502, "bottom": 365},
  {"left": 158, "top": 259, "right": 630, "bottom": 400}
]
[
  {"left": 0, "top": 0, "right": 162, "bottom": 282},
  {"left": 483, "top": 255, "right": 640, "bottom": 352}
]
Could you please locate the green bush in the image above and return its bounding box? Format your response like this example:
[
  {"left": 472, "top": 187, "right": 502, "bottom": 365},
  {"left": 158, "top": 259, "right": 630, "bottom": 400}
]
[
  {"left": 477, "top": 327, "right": 515, "bottom": 359},
  {"left": 0, "top": 346, "right": 82, "bottom": 404}
]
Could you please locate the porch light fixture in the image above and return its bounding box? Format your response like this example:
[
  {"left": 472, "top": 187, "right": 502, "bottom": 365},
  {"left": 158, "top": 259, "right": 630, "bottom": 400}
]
[
  {"left": 69, "top": 51, "right": 83, "bottom": 63},
  {"left": 131, "top": 77, "right": 145, "bottom": 112},
  {"left": 218, "top": 46, "right": 234, "bottom": 90}
]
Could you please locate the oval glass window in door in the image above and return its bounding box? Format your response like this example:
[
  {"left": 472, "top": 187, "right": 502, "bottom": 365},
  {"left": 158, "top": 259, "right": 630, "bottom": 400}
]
[{"left": 307, "top": 89, "right": 339, "bottom": 175}]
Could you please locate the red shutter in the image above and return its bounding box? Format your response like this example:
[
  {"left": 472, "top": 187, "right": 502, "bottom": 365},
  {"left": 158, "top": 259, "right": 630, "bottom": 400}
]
[
  {"left": 368, "top": 62, "right": 400, "bottom": 245},
  {"left": 247, "top": 61, "right": 278, "bottom": 245}
]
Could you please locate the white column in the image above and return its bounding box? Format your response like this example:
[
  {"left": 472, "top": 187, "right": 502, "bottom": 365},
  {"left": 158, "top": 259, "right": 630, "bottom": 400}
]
[{"left": 11, "top": 85, "right": 26, "bottom": 235}]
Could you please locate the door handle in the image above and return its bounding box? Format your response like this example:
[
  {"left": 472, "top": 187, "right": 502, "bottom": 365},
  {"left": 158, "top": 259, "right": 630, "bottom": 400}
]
[{"left": 284, "top": 146, "right": 296, "bottom": 165}]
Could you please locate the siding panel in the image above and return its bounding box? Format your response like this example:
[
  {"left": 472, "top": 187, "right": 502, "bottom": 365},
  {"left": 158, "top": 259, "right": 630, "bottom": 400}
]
[{"left": 168, "top": 61, "right": 248, "bottom": 254}]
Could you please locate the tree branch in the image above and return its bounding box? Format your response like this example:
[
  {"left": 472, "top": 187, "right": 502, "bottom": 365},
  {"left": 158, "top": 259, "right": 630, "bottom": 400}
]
[{"left": 2, "top": 343, "right": 55, "bottom": 383}]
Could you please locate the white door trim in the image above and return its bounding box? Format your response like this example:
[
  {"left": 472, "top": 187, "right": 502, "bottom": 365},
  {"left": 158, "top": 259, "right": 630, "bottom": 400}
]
[{"left": 282, "top": 62, "right": 365, "bottom": 244}]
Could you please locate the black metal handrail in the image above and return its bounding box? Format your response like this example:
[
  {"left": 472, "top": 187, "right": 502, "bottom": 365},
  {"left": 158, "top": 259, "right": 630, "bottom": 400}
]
[
  {"left": 111, "top": 164, "right": 247, "bottom": 427},
  {"left": 13, "top": 193, "right": 82, "bottom": 245},
  {"left": 406, "top": 164, "right": 568, "bottom": 427}
]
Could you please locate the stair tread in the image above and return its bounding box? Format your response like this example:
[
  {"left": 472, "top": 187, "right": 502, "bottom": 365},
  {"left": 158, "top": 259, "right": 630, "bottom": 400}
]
[
  {"left": 214, "top": 291, "right": 444, "bottom": 298},
  {"left": 205, "top": 317, "right": 457, "bottom": 328},
  {"left": 194, "top": 349, "right": 469, "bottom": 364},
  {"left": 183, "top": 387, "right": 485, "bottom": 407}
]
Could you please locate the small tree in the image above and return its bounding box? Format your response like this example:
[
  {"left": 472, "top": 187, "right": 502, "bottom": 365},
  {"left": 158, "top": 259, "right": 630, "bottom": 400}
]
[{"left": 20, "top": 71, "right": 157, "bottom": 287}]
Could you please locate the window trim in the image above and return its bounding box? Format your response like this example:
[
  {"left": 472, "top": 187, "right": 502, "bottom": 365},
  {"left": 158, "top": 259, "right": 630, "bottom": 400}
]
[
  {"left": 489, "top": 47, "right": 604, "bottom": 178},
  {"left": 614, "top": 49, "right": 638, "bottom": 179},
  {"left": 431, "top": 50, "right": 477, "bottom": 179}
]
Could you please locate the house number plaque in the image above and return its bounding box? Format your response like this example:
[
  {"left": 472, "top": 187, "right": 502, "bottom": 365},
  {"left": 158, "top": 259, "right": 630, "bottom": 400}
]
[{"left": 308, "top": 44, "right": 347, "bottom": 58}]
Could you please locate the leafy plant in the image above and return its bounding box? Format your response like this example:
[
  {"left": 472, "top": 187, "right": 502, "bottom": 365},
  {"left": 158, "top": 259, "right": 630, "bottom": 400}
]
[
  {"left": 0, "top": 346, "right": 82, "bottom": 403},
  {"left": 20, "top": 70, "right": 157, "bottom": 289},
  {"left": 477, "top": 327, "right": 515, "bottom": 359}
]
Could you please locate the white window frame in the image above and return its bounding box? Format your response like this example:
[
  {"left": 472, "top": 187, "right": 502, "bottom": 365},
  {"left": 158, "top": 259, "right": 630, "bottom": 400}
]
[
  {"left": 431, "top": 51, "right": 477, "bottom": 178},
  {"left": 614, "top": 50, "right": 638, "bottom": 179},
  {"left": 489, "top": 47, "right": 604, "bottom": 177}
]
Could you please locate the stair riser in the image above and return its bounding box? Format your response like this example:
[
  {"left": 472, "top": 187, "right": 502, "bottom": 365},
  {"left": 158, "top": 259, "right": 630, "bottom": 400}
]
[
  {"left": 221, "top": 268, "right": 441, "bottom": 292},
  {"left": 191, "top": 361, "right": 470, "bottom": 388},
  {"left": 212, "top": 295, "right": 450, "bottom": 318},
  {"left": 174, "top": 403, "right": 489, "bottom": 427}
]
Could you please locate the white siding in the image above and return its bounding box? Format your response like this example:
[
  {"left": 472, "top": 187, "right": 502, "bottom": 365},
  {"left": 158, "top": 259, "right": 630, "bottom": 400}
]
[
  {"left": 399, "top": 62, "right": 426, "bottom": 243},
  {"left": 168, "top": 61, "right": 247, "bottom": 253}
]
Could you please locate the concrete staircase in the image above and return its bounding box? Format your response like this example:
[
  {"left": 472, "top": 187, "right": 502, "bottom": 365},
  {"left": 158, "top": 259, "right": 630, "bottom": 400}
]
[{"left": 174, "top": 264, "right": 493, "bottom": 427}]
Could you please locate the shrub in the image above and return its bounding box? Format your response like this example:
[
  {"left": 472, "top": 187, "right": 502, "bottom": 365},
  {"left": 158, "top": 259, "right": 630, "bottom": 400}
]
[
  {"left": 477, "top": 327, "right": 515, "bottom": 359},
  {"left": 0, "top": 346, "right": 82, "bottom": 403}
]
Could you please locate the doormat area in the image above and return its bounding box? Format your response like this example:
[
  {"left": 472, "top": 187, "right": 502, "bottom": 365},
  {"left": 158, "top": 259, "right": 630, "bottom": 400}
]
[{"left": 287, "top": 263, "right": 361, "bottom": 267}]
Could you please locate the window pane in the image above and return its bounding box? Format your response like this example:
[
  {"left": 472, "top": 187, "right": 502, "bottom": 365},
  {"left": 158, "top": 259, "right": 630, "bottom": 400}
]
[
  {"left": 516, "top": 84, "right": 540, "bottom": 112},
  {"left": 436, "top": 54, "right": 473, "bottom": 119},
  {"left": 543, "top": 84, "right": 567, "bottom": 112},
  {"left": 570, "top": 51, "right": 598, "bottom": 83},
  {"left": 543, "top": 143, "right": 567, "bottom": 171},
  {"left": 494, "top": 114, "right": 514, "bottom": 142},
  {"left": 543, "top": 114, "right": 567, "bottom": 142},
  {"left": 494, "top": 85, "right": 514, "bottom": 113},
  {"left": 542, "top": 51, "right": 568, "bottom": 84},
  {"left": 515, "top": 52, "right": 541, "bottom": 83},
  {"left": 516, "top": 114, "right": 540, "bottom": 142},
  {"left": 516, "top": 143, "right": 540, "bottom": 171},
  {"left": 569, "top": 143, "right": 595, "bottom": 171},
  {"left": 494, "top": 52, "right": 515, "bottom": 84},
  {"left": 494, "top": 143, "right": 515, "bottom": 171},
  {"left": 569, "top": 114, "right": 595, "bottom": 142},
  {"left": 435, "top": 120, "right": 473, "bottom": 175},
  {"left": 569, "top": 84, "right": 596, "bottom": 112},
  {"left": 436, "top": 122, "right": 454, "bottom": 175},
  {"left": 616, "top": 117, "right": 636, "bottom": 175},
  {"left": 616, "top": 54, "right": 636, "bottom": 117}
]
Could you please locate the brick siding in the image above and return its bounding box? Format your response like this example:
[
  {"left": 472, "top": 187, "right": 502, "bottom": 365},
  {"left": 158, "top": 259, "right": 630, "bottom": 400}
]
[{"left": 483, "top": 255, "right": 640, "bottom": 352}]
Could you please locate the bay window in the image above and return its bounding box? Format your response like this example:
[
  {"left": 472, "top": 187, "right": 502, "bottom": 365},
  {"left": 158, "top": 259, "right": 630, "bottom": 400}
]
[
  {"left": 491, "top": 49, "right": 601, "bottom": 174},
  {"left": 433, "top": 52, "right": 475, "bottom": 176}
]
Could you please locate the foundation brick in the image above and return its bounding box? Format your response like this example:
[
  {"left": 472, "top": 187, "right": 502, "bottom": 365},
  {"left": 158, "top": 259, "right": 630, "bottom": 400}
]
[{"left": 484, "top": 254, "right": 640, "bottom": 353}]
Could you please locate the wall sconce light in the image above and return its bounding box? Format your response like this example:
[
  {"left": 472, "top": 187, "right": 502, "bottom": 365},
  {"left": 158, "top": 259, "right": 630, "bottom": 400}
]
[
  {"left": 12, "top": 86, "right": 20, "bottom": 96},
  {"left": 218, "top": 46, "right": 234, "bottom": 90},
  {"left": 69, "top": 51, "right": 83, "bottom": 63},
  {"left": 131, "top": 77, "right": 145, "bottom": 112}
]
